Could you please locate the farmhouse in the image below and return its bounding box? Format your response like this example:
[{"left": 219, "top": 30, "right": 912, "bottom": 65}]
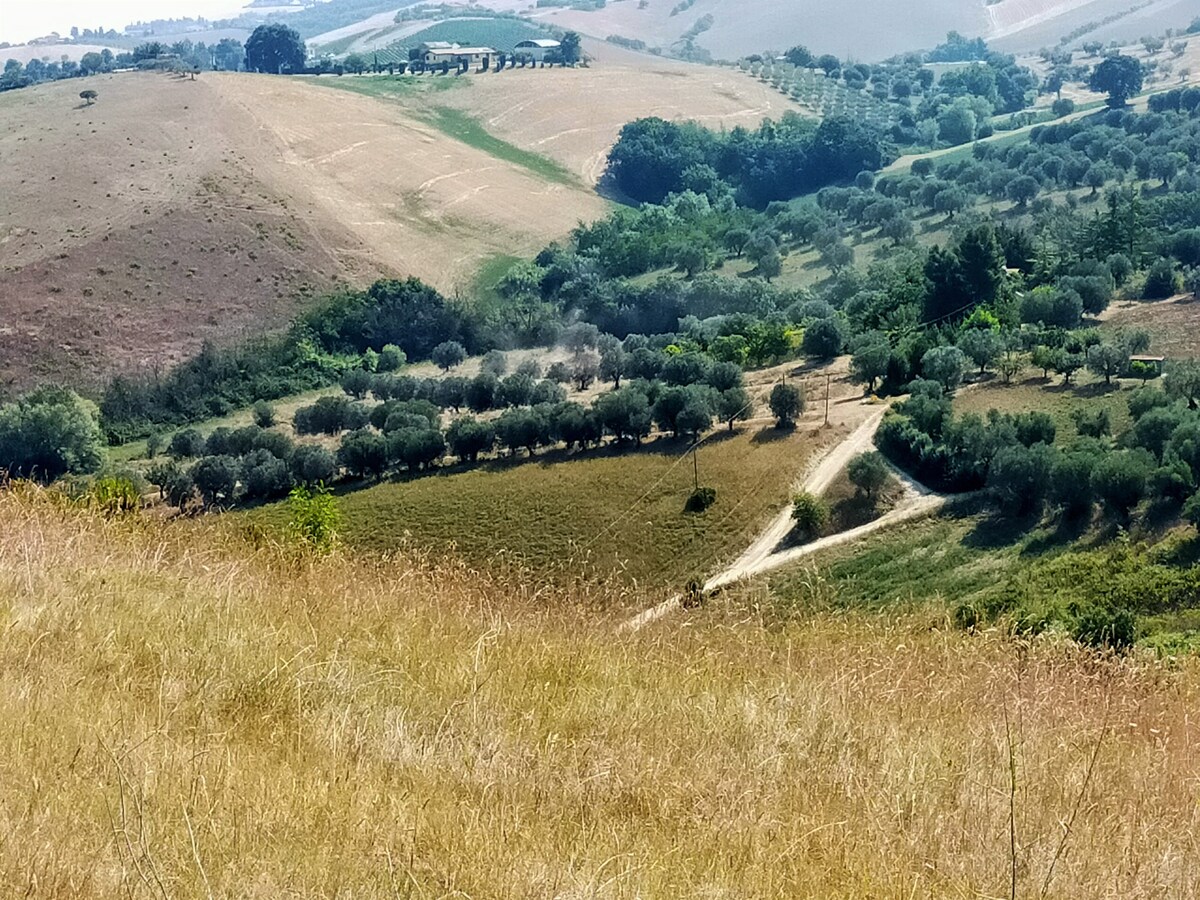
[
  {"left": 514, "top": 38, "right": 561, "bottom": 62},
  {"left": 420, "top": 42, "right": 497, "bottom": 68}
]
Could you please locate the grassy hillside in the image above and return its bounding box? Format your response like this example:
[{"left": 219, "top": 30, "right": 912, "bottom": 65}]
[
  {"left": 302, "top": 424, "right": 836, "bottom": 591},
  {"left": 0, "top": 53, "right": 797, "bottom": 395},
  {"left": 5, "top": 485, "right": 1200, "bottom": 896},
  {"left": 0, "top": 73, "right": 358, "bottom": 394}
]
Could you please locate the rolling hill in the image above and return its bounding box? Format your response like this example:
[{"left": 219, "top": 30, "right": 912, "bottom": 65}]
[
  {"left": 500, "top": 0, "right": 1200, "bottom": 60},
  {"left": 0, "top": 57, "right": 788, "bottom": 394}
]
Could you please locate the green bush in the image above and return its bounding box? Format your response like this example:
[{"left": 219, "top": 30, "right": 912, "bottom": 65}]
[
  {"left": 791, "top": 491, "right": 830, "bottom": 539},
  {"left": 86, "top": 476, "right": 142, "bottom": 517},
  {"left": 686, "top": 486, "right": 717, "bottom": 513},
  {"left": 287, "top": 484, "right": 342, "bottom": 554},
  {"left": 0, "top": 386, "right": 103, "bottom": 482},
  {"left": 252, "top": 400, "right": 276, "bottom": 428},
  {"left": 1072, "top": 603, "right": 1136, "bottom": 652}
]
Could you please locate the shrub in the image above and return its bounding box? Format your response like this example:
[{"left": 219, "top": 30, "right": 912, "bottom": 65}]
[
  {"left": 86, "top": 476, "right": 141, "bottom": 517},
  {"left": 377, "top": 344, "right": 407, "bottom": 372},
  {"left": 791, "top": 491, "right": 830, "bottom": 539},
  {"left": 1128, "top": 386, "right": 1170, "bottom": 420},
  {"left": 1071, "top": 406, "right": 1111, "bottom": 438},
  {"left": 145, "top": 431, "right": 165, "bottom": 459},
  {"left": 1072, "top": 603, "right": 1136, "bottom": 652},
  {"left": 769, "top": 383, "right": 804, "bottom": 427},
  {"left": 685, "top": 486, "right": 717, "bottom": 513},
  {"left": 252, "top": 400, "right": 276, "bottom": 428},
  {"left": 286, "top": 484, "right": 341, "bottom": 554}
]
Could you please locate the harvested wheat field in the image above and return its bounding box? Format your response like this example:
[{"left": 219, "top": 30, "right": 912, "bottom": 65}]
[
  {"left": 431, "top": 45, "right": 797, "bottom": 184},
  {"left": 3, "top": 485, "right": 1200, "bottom": 896}
]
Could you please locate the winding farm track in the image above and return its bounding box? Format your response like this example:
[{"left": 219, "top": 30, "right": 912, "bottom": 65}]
[{"left": 621, "top": 406, "right": 947, "bottom": 632}]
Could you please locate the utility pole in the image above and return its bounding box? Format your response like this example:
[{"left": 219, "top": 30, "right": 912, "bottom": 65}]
[
  {"left": 824, "top": 373, "right": 831, "bottom": 426},
  {"left": 692, "top": 446, "right": 699, "bottom": 492}
]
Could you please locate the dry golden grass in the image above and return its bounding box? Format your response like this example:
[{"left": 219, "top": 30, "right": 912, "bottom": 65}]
[{"left": 4, "top": 485, "right": 1200, "bottom": 897}]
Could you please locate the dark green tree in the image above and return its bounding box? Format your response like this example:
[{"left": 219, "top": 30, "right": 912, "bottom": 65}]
[
  {"left": 769, "top": 383, "right": 804, "bottom": 427},
  {"left": 1088, "top": 54, "right": 1144, "bottom": 108},
  {"left": 848, "top": 451, "right": 890, "bottom": 499},
  {"left": 192, "top": 455, "right": 240, "bottom": 508},
  {"left": 245, "top": 23, "right": 306, "bottom": 74},
  {"left": 0, "top": 387, "right": 103, "bottom": 481}
]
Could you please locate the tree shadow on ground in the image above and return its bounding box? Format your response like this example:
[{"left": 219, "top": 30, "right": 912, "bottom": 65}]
[
  {"left": 750, "top": 423, "right": 795, "bottom": 444},
  {"left": 962, "top": 510, "right": 1033, "bottom": 550},
  {"left": 1020, "top": 512, "right": 1091, "bottom": 557}
]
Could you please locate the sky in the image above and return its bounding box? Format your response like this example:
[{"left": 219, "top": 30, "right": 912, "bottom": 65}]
[{"left": 1, "top": 1, "right": 255, "bottom": 44}]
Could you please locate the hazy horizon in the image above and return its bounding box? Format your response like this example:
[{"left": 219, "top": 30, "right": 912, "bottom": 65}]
[{"left": 1, "top": 1, "right": 259, "bottom": 44}]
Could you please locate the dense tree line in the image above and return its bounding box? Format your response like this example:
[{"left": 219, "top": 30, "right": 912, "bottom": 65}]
[
  {"left": 607, "top": 114, "right": 894, "bottom": 207},
  {"left": 144, "top": 348, "right": 769, "bottom": 511},
  {"left": 99, "top": 278, "right": 479, "bottom": 440},
  {"left": 1, "top": 37, "right": 244, "bottom": 93}
]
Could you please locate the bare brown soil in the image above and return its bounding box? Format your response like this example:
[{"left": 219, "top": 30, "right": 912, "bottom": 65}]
[
  {"left": 0, "top": 73, "right": 373, "bottom": 393},
  {"left": 1103, "top": 295, "right": 1200, "bottom": 359}
]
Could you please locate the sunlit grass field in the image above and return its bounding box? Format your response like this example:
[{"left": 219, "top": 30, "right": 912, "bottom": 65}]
[
  {"left": 329, "top": 425, "right": 837, "bottom": 594},
  {"left": 4, "top": 486, "right": 1200, "bottom": 896}
]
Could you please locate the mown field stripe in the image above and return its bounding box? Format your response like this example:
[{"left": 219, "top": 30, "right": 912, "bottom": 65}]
[{"left": 306, "top": 77, "right": 579, "bottom": 187}]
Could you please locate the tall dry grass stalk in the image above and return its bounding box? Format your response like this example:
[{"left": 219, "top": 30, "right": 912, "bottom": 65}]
[{"left": 2, "top": 485, "right": 1200, "bottom": 897}]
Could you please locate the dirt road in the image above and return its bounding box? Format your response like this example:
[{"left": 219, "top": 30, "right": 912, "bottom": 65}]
[{"left": 622, "top": 405, "right": 945, "bottom": 632}]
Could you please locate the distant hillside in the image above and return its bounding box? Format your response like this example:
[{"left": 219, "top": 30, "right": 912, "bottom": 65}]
[
  {"left": 0, "top": 54, "right": 790, "bottom": 394},
  {"left": 513, "top": 0, "right": 1200, "bottom": 61}
]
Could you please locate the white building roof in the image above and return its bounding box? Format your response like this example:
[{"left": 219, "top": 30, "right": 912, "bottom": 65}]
[
  {"left": 516, "top": 39, "right": 561, "bottom": 48},
  {"left": 427, "top": 46, "right": 496, "bottom": 55}
]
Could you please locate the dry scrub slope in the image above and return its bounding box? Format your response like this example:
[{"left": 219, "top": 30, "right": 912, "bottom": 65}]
[{"left": 4, "top": 487, "right": 1200, "bottom": 896}]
